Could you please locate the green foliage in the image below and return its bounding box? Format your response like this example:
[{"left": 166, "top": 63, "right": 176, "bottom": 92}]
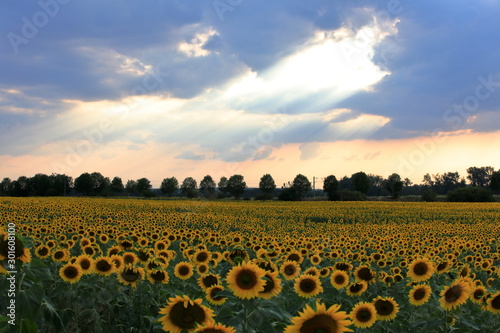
[
  {"left": 338, "top": 189, "right": 366, "bottom": 201},
  {"left": 447, "top": 186, "right": 495, "bottom": 202},
  {"left": 259, "top": 174, "right": 276, "bottom": 194},
  {"left": 160, "top": 177, "right": 179, "bottom": 197},
  {"left": 421, "top": 189, "right": 437, "bottom": 202},
  {"left": 351, "top": 171, "right": 370, "bottom": 194},
  {"left": 226, "top": 175, "right": 247, "bottom": 199},
  {"left": 323, "top": 175, "right": 339, "bottom": 201}
]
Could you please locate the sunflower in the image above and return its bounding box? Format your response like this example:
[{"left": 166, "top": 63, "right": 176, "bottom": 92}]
[
  {"left": 407, "top": 257, "right": 435, "bottom": 282},
  {"left": 280, "top": 260, "right": 300, "bottom": 280},
  {"left": 284, "top": 301, "right": 353, "bottom": 333},
  {"left": 52, "top": 249, "right": 70, "bottom": 262},
  {"left": 196, "top": 263, "right": 209, "bottom": 275},
  {"left": 193, "top": 249, "right": 211, "bottom": 265},
  {"left": 148, "top": 269, "right": 169, "bottom": 284},
  {"left": 205, "top": 285, "right": 227, "bottom": 306},
  {"left": 346, "top": 282, "right": 368, "bottom": 297},
  {"left": 92, "top": 257, "right": 116, "bottom": 276},
  {"left": 470, "top": 285, "right": 486, "bottom": 304},
  {"left": 75, "top": 254, "right": 94, "bottom": 274},
  {"left": 174, "top": 262, "right": 194, "bottom": 280},
  {"left": 354, "top": 265, "right": 375, "bottom": 284},
  {"left": 158, "top": 295, "right": 214, "bottom": 333},
  {"left": 34, "top": 245, "right": 51, "bottom": 259},
  {"left": 198, "top": 274, "right": 220, "bottom": 291},
  {"left": 117, "top": 265, "right": 144, "bottom": 287},
  {"left": 59, "top": 263, "right": 82, "bottom": 283},
  {"left": 310, "top": 254, "right": 322, "bottom": 265},
  {"left": 194, "top": 322, "right": 236, "bottom": 333},
  {"left": 436, "top": 261, "right": 451, "bottom": 274},
  {"left": 372, "top": 296, "right": 399, "bottom": 321},
  {"left": 110, "top": 255, "right": 124, "bottom": 270},
  {"left": 485, "top": 291, "right": 500, "bottom": 314},
  {"left": 439, "top": 280, "right": 470, "bottom": 310},
  {"left": 409, "top": 284, "right": 432, "bottom": 306},
  {"left": 226, "top": 262, "right": 266, "bottom": 299},
  {"left": 294, "top": 274, "right": 323, "bottom": 298},
  {"left": 331, "top": 270, "right": 350, "bottom": 290},
  {"left": 259, "top": 271, "right": 282, "bottom": 299},
  {"left": 350, "top": 302, "right": 377, "bottom": 329},
  {"left": 107, "top": 245, "right": 122, "bottom": 256},
  {"left": 285, "top": 251, "right": 304, "bottom": 264}
]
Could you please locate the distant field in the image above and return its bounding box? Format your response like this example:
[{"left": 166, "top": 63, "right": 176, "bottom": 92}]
[{"left": 1, "top": 198, "right": 499, "bottom": 332}]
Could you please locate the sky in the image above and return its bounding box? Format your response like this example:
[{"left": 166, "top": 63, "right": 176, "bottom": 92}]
[{"left": 1, "top": 0, "right": 500, "bottom": 188}]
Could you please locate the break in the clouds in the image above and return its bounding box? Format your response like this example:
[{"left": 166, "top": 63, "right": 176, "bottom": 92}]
[{"left": 0, "top": 0, "right": 499, "bottom": 180}]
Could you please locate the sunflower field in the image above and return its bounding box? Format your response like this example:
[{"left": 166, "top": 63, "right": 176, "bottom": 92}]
[{"left": 0, "top": 197, "right": 499, "bottom": 332}]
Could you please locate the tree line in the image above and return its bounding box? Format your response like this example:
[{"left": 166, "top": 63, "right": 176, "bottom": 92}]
[{"left": 1, "top": 166, "right": 499, "bottom": 202}]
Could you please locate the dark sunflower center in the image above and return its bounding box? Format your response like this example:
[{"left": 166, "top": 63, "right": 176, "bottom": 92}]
[
  {"left": 288, "top": 254, "right": 300, "bottom": 262},
  {"left": 64, "top": 266, "right": 79, "bottom": 279},
  {"left": 336, "top": 263, "right": 349, "bottom": 271},
  {"left": 178, "top": 265, "right": 190, "bottom": 275},
  {"left": 492, "top": 295, "right": 500, "bottom": 309},
  {"left": 473, "top": 289, "right": 484, "bottom": 300},
  {"left": 196, "top": 252, "right": 208, "bottom": 262},
  {"left": 413, "top": 262, "right": 429, "bottom": 276},
  {"left": 202, "top": 275, "right": 218, "bottom": 288},
  {"left": 374, "top": 300, "right": 394, "bottom": 315},
  {"left": 137, "top": 251, "right": 149, "bottom": 261},
  {"left": 349, "top": 283, "right": 363, "bottom": 293},
  {"left": 413, "top": 288, "right": 426, "bottom": 300},
  {"left": 109, "top": 248, "right": 120, "bottom": 255},
  {"left": 96, "top": 260, "right": 112, "bottom": 272},
  {"left": 80, "top": 259, "right": 91, "bottom": 270},
  {"left": 151, "top": 271, "right": 166, "bottom": 281},
  {"left": 84, "top": 247, "right": 94, "bottom": 255},
  {"left": 262, "top": 275, "right": 275, "bottom": 293},
  {"left": 54, "top": 251, "right": 64, "bottom": 259},
  {"left": 210, "top": 287, "right": 224, "bottom": 300},
  {"left": 299, "top": 278, "right": 316, "bottom": 293},
  {"left": 124, "top": 255, "right": 135, "bottom": 263},
  {"left": 170, "top": 302, "right": 206, "bottom": 329},
  {"left": 284, "top": 265, "right": 296, "bottom": 275},
  {"left": 299, "top": 314, "right": 338, "bottom": 333},
  {"left": 355, "top": 308, "right": 373, "bottom": 323},
  {"left": 357, "top": 268, "right": 373, "bottom": 281},
  {"left": 236, "top": 270, "right": 257, "bottom": 289},
  {"left": 120, "top": 240, "right": 133, "bottom": 249},
  {"left": 199, "top": 265, "right": 207, "bottom": 274},
  {"left": 334, "top": 275, "right": 345, "bottom": 284},
  {"left": 38, "top": 247, "right": 49, "bottom": 256},
  {"left": 121, "top": 268, "right": 141, "bottom": 282},
  {"left": 437, "top": 262, "right": 448, "bottom": 271},
  {"left": 445, "top": 285, "right": 462, "bottom": 303}
]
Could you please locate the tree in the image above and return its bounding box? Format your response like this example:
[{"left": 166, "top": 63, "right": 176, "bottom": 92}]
[
  {"left": 200, "top": 175, "right": 216, "bottom": 198},
  {"left": 0, "top": 178, "right": 11, "bottom": 196},
  {"left": 447, "top": 187, "right": 494, "bottom": 202},
  {"left": 259, "top": 174, "right": 276, "bottom": 194},
  {"left": 160, "top": 177, "right": 179, "bottom": 197},
  {"left": 422, "top": 173, "right": 434, "bottom": 188},
  {"left": 226, "top": 174, "right": 247, "bottom": 199},
  {"left": 338, "top": 176, "right": 352, "bottom": 190},
  {"left": 467, "top": 166, "right": 494, "bottom": 187},
  {"left": 136, "top": 178, "right": 152, "bottom": 194},
  {"left": 90, "top": 172, "right": 109, "bottom": 196},
  {"left": 385, "top": 173, "right": 403, "bottom": 199},
  {"left": 181, "top": 177, "right": 198, "bottom": 198},
  {"left": 351, "top": 172, "right": 370, "bottom": 194},
  {"left": 49, "top": 174, "right": 72, "bottom": 196},
  {"left": 432, "top": 172, "right": 465, "bottom": 194},
  {"left": 323, "top": 175, "right": 339, "bottom": 201},
  {"left": 291, "top": 174, "right": 311, "bottom": 199},
  {"left": 491, "top": 171, "right": 500, "bottom": 192},
  {"left": 125, "top": 180, "right": 138, "bottom": 195},
  {"left": 110, "top": 177, "right": 124, "bottom": 194},
  {"left": 74, "top": 173, "right": 94, "bottom": 196},
  {"left": 218, "top": 177, "right": 229, "bottom": 197},
  {"left": 29, "top": 173, "right": 52, "bottom": 196}
]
